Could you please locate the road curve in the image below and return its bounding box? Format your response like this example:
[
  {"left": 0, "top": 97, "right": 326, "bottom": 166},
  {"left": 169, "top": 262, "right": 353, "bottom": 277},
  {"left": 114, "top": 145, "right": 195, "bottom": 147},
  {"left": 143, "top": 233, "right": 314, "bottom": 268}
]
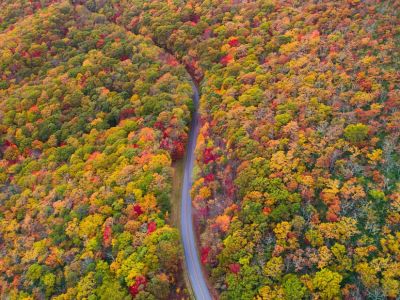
[{"left": 181, "top": 82, "right": 213, "bottom": 300}]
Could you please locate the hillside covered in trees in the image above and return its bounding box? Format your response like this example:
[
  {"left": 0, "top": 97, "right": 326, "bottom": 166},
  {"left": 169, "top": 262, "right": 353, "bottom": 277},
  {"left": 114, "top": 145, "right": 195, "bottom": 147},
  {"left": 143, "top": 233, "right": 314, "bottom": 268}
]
[
  {"left": 1, "top": 0, "right": 399, "bottom": 299},
  {"left": 0, "top": 2, "right": 193, "bottom": 299}
]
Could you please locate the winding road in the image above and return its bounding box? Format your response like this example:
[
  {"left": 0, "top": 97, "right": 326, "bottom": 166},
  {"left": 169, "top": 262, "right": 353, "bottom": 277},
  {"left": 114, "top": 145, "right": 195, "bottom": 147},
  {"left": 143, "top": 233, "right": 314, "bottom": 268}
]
[{"left": 180, "top": 82, "right": 213, "bottom": 300}]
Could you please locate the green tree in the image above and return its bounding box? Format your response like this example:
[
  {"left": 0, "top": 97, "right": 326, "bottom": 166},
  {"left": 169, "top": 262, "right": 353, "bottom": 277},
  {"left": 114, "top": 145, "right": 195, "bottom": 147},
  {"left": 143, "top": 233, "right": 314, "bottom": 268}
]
[
  {"left": 344, "top": 123, "right": 369, "bottom": 143},
  {"left": 283, "top": 274, "right": 307, "bottom": 300},
  {"left": 312, "top": 269, "right": 342, "bottom": 300}
]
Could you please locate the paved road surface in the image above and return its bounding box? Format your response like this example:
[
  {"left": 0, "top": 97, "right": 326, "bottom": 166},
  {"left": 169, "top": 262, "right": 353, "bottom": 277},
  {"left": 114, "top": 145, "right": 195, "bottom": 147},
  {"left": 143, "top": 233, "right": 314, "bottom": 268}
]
[{"left": 181, "top": 83, "right": 213, "bottom": 300}]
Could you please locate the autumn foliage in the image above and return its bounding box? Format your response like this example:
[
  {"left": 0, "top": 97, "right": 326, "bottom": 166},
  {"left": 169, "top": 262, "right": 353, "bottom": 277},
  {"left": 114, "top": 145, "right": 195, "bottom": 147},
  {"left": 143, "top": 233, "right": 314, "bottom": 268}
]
[
  {"left": 118, "top": 0, "right": 400, "bottom": 298},
  {"left": 0, "top": 2, "right": 192, "bottom": 299},
  {"left": 0, "top": 0, "right": 399, "bottom": 299}
]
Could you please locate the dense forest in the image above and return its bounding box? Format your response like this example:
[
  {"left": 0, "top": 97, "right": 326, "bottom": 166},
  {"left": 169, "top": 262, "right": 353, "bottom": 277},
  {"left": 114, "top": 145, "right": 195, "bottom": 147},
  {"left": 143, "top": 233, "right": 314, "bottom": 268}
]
[
  {"left": 0, "top": 2, "right": 193, "bottom": 299},
  {"left": 1, "top": 0, "right": 399, "bottom": 299}
]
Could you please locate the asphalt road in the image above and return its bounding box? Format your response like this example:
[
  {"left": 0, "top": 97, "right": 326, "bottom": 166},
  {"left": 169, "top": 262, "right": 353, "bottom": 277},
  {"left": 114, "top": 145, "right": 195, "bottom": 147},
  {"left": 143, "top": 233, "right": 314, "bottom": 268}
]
[{"left": 181, "top": 83, "right": 213, "bottom": 300}]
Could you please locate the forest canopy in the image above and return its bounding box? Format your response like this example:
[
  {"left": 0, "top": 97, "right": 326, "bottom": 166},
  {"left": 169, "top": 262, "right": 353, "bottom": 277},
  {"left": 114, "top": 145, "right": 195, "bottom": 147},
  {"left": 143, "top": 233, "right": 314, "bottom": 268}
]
[
  {"left": 0, "top": 2, "right": 192, "bottom": 299},
  {"left": 111, "top": 0, "right": 399, "bottom": 298},
  {"left": 0, "top": 0, "right": 399, "bottom": 299}
]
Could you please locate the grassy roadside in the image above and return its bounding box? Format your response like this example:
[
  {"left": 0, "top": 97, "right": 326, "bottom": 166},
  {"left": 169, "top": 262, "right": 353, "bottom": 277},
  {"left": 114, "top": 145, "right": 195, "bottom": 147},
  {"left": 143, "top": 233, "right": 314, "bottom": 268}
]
[
  {"left": 171, "top": 159, "right": 196, "bottom": 300},
  {"left": 171, "top": 159, "right": 184, "bottom": 227}
]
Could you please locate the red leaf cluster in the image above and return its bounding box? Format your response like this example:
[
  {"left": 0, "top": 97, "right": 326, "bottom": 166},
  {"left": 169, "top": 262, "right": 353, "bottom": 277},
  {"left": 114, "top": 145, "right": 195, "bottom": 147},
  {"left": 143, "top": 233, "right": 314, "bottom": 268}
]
[
  {"left": 103, "top": 225, "right": 112, "bottom": 247},
  {"left": 204, "top": 173, "right": 215, "bottom": 182},
  {"left": 147, "top": 221, "right": 157, "bottom": 234},
  {"left": 128, "top": 276, "right": 147, "bottom": 297},
  {"left": 96, "top": 39, "right": 105, "bottom": 48},
  {"left": 228, "top": 38, "right": 240, "bottom": 47},
  {"left": 229, "top": 263, "right": 240, "bottom": 274},
  {"left": 220, "top": 53, "right": 234, "bottom": 65},
  {"left": 133, "top": 204, "right": 143, "bottom": 216},
  {"left": 203, "top": 148, "right": 217, "bottom": 164},
  {"left": 200, "top": 247, "right": 210, "bottom": 265},
  {"left": 119, "top": 107, "right": 135, "bottom": 120},
  {"left": 171, "top": 140, "right": 185, "bottom": 161}
]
